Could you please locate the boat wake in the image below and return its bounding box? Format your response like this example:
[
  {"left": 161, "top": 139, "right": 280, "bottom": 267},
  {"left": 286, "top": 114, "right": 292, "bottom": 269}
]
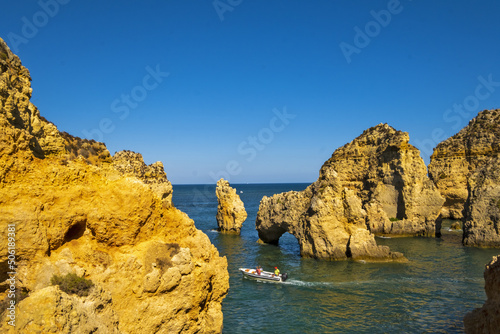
[
  {"left": 282, "top": 278, "right": 403, "bottom": 288},
  {"left": 282, "top": 279, "right": 336, "bottom": 288}
]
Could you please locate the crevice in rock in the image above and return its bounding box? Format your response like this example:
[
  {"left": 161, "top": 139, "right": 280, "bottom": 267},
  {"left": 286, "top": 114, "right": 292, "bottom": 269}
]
[
  {"left": 394, "top": 174, "right": 406, "bottom": 220},
  {"left": 345, "top": 235, "right": 352, "bottom": 258},
  {"left": 435, "top": 215, "right": 442, "bottom": 238}
]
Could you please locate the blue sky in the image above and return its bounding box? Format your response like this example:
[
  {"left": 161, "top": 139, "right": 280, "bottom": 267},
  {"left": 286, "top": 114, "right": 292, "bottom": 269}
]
[{"left": 1, "top": 1, "right": 500, "bottom": 184}]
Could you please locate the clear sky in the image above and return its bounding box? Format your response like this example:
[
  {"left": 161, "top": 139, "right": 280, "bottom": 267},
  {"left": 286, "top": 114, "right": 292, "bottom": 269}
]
[{"left": 1, "top": 1, "right": 500, "bottom": 184}]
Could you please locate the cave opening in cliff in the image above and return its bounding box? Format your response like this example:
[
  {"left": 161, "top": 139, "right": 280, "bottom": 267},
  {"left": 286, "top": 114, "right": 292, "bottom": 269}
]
[
  {"left": 279, "top": 232, "right": 301, "bottom": 256},
  {"left": 64, "top": 220, "right": 87, "bottom": 243}
]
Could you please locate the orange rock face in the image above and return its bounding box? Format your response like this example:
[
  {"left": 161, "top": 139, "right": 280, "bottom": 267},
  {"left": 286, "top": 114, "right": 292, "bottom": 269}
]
[{"left": 0, "top": 37, "right": 228, "bottom": 333}]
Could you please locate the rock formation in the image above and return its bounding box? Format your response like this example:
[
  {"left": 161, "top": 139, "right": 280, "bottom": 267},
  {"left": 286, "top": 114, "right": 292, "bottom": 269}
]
[
  {"left": 256, "top": 124, "right": 443, "bottom": 261},
  {"left": 428, "top": 109, "right": 500, "bottom": 247},
  {"left": 429, "top": 109, "right": 500, "bottom": 220},
  {"left": 464, "top": 255, "right": 500, "bottom": 333},
  {"left": 215, "top": 178, "right": 247, "bottom": 234},
  {"left": 113, "top": 150, "right": 173, "bottom": 206},
  {"left": 0, "top": 37, "right": 228, "bottom": 333},
  {"left": 462, "top": 156, "right": 500, "bottom": 247}
]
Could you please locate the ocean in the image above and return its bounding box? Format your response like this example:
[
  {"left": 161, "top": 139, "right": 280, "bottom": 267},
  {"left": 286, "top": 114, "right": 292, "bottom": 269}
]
[{"left": 172, "top": 183, "right": 498, "bottom": 334}]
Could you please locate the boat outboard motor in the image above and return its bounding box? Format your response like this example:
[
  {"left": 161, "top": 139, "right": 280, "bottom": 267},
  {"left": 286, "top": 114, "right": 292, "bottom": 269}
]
[{"left": 281, "top": 273, "right": 288, "bottom": 281}]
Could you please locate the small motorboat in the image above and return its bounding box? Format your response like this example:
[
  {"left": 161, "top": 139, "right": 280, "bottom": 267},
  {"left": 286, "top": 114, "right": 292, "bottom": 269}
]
[{"left": 239, "top": 268, "right": 288, "bottom": 282}]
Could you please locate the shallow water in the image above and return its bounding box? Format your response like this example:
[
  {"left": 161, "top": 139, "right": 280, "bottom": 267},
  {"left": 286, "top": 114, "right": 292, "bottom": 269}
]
[{"left": 173, "top": 184, "right": 498, "bottom": 334}]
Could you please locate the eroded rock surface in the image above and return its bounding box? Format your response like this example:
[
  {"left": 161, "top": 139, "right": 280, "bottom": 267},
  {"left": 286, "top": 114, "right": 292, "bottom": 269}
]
[
  {"left": 215, "top": 179, "right": 247, "bottom": 234},
  {"left": 257, "top": 124, "right": 442, "bottom": 261},
  {"left": 113, "top": 150, "right": 173, "bottom": 207},
  {"left": 464, "top": 255, "right": 500, "bottom": 333},
  {"left": 429, "top": 109, "right": 500, "bottom": 220},
  {"left": 462, "top": 156, "right": 500, "bottom": 247},
  {"left": 0, "top": 37, "right": 228, "bottom": 333}
]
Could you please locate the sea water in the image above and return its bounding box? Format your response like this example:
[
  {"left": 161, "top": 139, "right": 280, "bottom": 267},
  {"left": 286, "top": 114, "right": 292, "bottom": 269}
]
[{"left": 173, "top": 184, "right": 498, "bottom": 334}]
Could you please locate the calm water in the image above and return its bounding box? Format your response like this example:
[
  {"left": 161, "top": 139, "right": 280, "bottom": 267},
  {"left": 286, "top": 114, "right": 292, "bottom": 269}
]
[{"left": 173, "top": 183, "right": 498, "bottom": 334}]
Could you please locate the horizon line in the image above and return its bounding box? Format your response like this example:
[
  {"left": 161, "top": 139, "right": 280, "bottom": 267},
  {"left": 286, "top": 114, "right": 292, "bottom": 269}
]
[{"left": 171, "top": 181, "right": 314, "bottom": 186}]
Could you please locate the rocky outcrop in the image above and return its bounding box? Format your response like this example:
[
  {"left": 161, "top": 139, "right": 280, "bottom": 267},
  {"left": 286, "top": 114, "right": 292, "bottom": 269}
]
[
  {"left": 257, "top": 124, "right": 442, "bottom": 261},
  {"left": 215, "top": 179, "right": 247, "bottom": 234},
  {"left": 113, "top": 150, "right": 173, "bottom": 207},
  {"left": 257, "top": 185, "right": 405, "bottom": 261},
  {"left": 0, "top": 37, "right": 228, "bottom": 333},
  {"left": 429, "top": 109, "right": 500, "bottom": 247},
  {"left": 429, "top": 109, "right": 500, "bottom": 219},
  {"left": 324, "top": 124, "right": 445, "bottom": 237},
  {"left": 462, "top": 156, "right": 500, "bottom": 247},
  {"left": 12, "top": 286, "right": 120, "bottom": 333},
  {"left": 464, "top": 255, "right": 500, "bottom": 333}
]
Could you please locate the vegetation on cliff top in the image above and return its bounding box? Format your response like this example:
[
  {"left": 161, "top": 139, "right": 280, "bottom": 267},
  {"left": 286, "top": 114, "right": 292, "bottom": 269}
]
[
  {"left": 61, "top": 131, "right": 112, "bottom": 165},
  {"left": 51, "top": 273, "right": 94, "bottom": 297}
]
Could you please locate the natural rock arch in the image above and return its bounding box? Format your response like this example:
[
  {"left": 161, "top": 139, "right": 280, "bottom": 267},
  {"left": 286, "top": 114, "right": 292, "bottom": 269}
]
[{"left": 256, "top": 124, "right": 444, "bottom": 261}]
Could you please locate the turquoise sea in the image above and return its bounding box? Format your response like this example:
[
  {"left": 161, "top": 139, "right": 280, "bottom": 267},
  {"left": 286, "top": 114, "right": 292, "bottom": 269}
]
[{"left": 173, "top": 183, "right": 498, "bottom": 334}]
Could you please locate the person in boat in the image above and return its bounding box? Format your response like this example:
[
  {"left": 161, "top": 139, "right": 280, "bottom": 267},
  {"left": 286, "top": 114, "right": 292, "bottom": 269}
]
[
  {"left": 256, "top": 266, "right": 262, "bottom": 275},
  {"left": 274, "top": 267, "right": 280, "bottom": 277}
]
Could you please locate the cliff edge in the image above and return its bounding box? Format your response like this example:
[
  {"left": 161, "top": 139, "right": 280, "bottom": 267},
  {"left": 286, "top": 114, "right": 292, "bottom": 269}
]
[{"left": 0, "top": 38, "right": 229, "bottom": 333}]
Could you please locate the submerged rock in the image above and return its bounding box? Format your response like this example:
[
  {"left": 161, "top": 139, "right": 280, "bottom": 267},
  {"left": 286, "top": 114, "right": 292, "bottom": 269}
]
[
  {"left": 464, "top": 255, "right": 500, "bottom": 333},
  {"left": 0, "top": 37, "right": 229, "bottom": 333},
  {"left": 257, "top": 123, "right": 442, "bottom": 261},
  {"left": 215, "top": 178, "right": 247, "bottom": 234}
]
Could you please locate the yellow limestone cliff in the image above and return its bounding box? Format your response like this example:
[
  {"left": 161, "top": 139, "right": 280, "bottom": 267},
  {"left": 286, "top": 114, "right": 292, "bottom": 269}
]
[
  {"left": 256, "top": 124, "right": 444, "bottom": 261},
  {"left": 429, "top": 109, "right": 500, "bottom": 220},
  {"left": 428, "top": 109, "right": 500, "bottom": 247},
  {"left": 0, "top": 38, "right": 228, "bottom": 333}
]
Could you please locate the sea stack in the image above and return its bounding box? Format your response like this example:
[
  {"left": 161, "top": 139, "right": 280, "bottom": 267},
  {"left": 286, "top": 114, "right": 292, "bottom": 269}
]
[
  {"left": 256, "top": 124, "right": 442, "bottom": 261},
  {"left": 215, "top": 178, "right": 247, "bottom": 234},
  {"left": 0, "top": 37, "right": 229, "bottom": 333},
  {"left": 464, "top": 255, "right": 500, "bottom": 332},
  {"left": 428, "top": 109, "right": 500, "bottom": 246},
  {"left": 429, "top": 109, "right": 500, "bottom": 220}
]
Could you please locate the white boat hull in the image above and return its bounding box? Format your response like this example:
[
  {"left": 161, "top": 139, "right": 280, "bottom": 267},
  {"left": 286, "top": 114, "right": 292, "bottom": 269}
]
[{"left": 239, "top": 268, "right": 287, "bottom": 282}]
